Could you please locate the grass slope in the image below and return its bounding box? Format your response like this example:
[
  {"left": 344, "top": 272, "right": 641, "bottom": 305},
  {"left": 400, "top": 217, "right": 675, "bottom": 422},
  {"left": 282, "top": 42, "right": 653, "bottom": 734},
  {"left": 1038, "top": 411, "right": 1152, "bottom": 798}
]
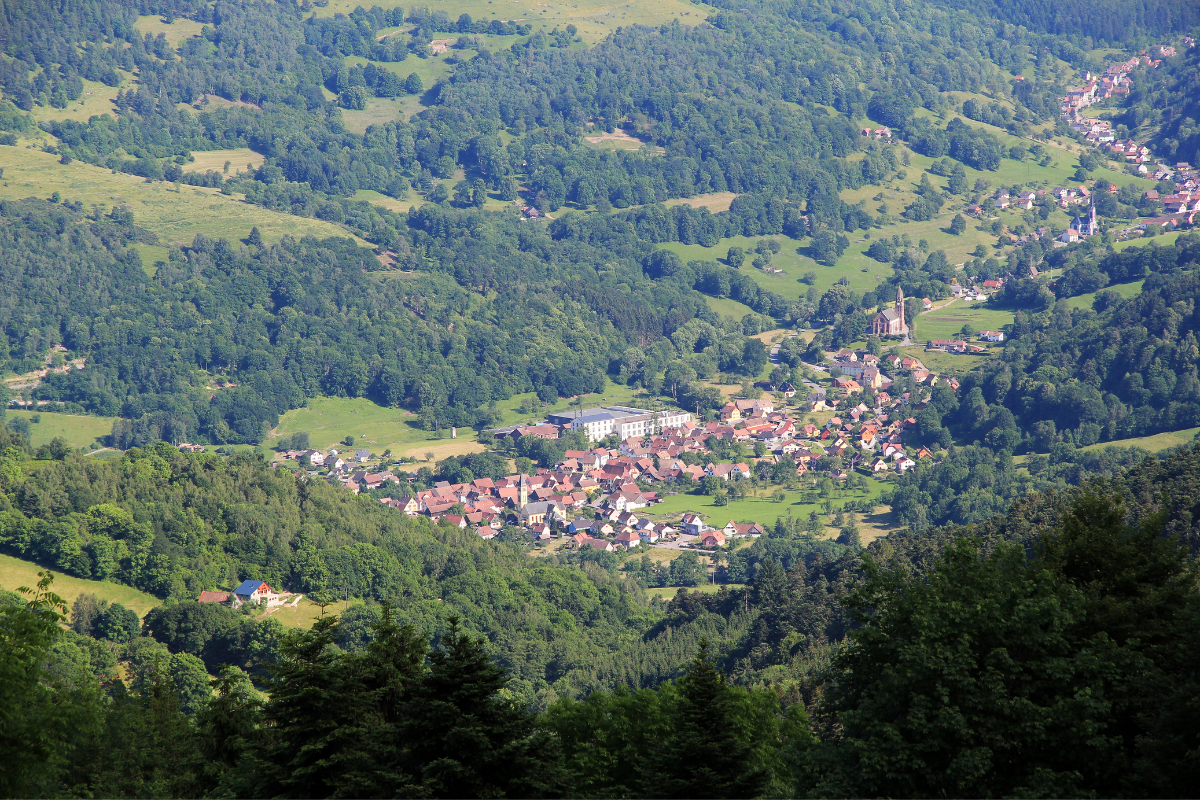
[
  {"left": 1079, "top": 427, "right": 1200, "bottom": 454},
  {"left": 0, "top": 146, "right": 367, "bottom": 248},
  {"left": 313, "top": 0, "right": 714, "bottom": 45},
  {"left": 5, "top": 410, "right": 115, "bottom": 450},
  {"left": 184, "top": 148, "right": 265, "bottom": 178},
  {"left": 0, "top": 553, "right": 160, "bottom": 619},
  {"left": 911, "top": 300, "right": 1015, "bottom": 341}
]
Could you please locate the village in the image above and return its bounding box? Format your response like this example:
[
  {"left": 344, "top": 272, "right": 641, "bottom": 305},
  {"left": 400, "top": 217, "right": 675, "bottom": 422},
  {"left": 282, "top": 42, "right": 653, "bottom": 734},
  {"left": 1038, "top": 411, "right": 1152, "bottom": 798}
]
[
  {"left": 244, "top": 328, "right": 978, "bottom": 560},
  {"left": 1056, "top": 40, "right": 1199, "bottom": 236}
]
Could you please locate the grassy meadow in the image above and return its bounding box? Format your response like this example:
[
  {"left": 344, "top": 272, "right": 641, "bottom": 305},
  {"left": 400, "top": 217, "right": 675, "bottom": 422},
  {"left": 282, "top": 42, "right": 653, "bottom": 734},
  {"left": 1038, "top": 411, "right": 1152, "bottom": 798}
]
[
  {"left": 271, "top": 378, "right": 658, "bottom": 465},
  {"left": 1064, "top": 279, "right": 1145, "bottom": 311},
  {"left": 133, "top": 15, "right": 206, "bottom": 47},
  {"left": 0, "top": 553, "right": 161, "bottom": 619},
  {"left": 646, "top": 582, "right": 745, "bottom": 599},
  {"left": 313, "top": 0, "right": 714, "bottom": 45},
  {"left": 0, "top": 146, "right": 367, "bottom": 248},
  {"left": 185, "top": 148, "right": 265, "bottom": 177},
  {"left": 5, "top": 410, "right": 115, "bottom": 451},
  {"left": 1079, "top": 427, "right": 1200, "bottom": 455},
  {"left": 644, "top": 471, "right": 892, "bottom": 536},
  {"left": 911, "top": 301, "right": 1015, "bottom": 341}
]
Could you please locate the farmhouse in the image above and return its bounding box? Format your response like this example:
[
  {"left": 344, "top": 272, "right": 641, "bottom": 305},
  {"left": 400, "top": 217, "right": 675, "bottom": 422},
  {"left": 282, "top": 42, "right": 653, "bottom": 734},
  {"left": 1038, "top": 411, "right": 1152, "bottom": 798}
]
[{"left": 233, "top": 580, "right": 285, "bottom": 607}]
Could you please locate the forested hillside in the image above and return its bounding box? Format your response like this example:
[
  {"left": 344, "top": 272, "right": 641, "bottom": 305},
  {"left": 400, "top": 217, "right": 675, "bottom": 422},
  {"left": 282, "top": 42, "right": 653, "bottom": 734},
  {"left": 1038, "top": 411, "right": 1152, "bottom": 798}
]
[
  {"left": 4, "top": 199, "right": 767, "bottom": 443},
  {"left": 5, "top": 435, "right": 1200, "bottom": 797}
]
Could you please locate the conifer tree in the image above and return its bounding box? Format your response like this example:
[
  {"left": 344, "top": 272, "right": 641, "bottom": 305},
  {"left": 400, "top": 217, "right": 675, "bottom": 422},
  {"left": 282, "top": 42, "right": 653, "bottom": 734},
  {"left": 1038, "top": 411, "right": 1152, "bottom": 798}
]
[
  {"left": 640, "top": 640, "right": 771, "bottom": 799},
  {"left": 399, "top": 616, "right": 566, "bottom": 798}
]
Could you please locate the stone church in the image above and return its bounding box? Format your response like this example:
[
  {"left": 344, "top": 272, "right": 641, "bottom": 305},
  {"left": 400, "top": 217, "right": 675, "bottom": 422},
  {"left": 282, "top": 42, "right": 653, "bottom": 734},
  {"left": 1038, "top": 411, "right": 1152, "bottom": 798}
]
[{"left": 871, "top": 286, "right": 908, "bottom": 337}]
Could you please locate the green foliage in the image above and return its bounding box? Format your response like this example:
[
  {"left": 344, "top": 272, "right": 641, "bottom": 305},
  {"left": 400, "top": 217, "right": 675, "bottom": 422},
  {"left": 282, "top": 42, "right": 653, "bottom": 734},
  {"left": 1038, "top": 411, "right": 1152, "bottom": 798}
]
[{"left": 806, "top": 493, "right": 1200, "bottom": 797}]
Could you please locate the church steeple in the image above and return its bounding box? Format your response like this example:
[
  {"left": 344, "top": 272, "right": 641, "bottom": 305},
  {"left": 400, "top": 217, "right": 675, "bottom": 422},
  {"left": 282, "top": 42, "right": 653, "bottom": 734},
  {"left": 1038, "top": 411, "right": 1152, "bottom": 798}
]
[
  {"left": 895, "top": 285, "right": 907, "bottom": 334},
  {"left": 518, "top": 473, "right": 529, "bottom": 508}
]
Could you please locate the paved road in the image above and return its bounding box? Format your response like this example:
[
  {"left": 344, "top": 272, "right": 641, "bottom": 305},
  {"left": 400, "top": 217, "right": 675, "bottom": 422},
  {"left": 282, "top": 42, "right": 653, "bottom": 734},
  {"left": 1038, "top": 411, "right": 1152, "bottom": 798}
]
[{"left": 650, "top": 534, "right": 701, "bottom": 551}]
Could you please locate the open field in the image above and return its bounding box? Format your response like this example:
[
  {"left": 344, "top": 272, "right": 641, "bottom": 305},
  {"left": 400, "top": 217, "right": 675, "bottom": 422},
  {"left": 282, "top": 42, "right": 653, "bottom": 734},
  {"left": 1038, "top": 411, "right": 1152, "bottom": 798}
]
[
  {"left": 705, "top": 295, "right": 755, "bottom": 319},
  {"left": 646, "top": 582, "right": 745, "bottom": 599},
  {"left": 1064, "top": 279, "right": 1145, "bottom": 311},
  {"left": 314, "top": 0, "right": 714, "bottom": 45},
  {"left": 911, "top": 301, "right": 1015, "bottom": 341},
  {"left": 5, "top": 410, "right": 115, "bottom": 450},
  {"left": 134, "top": 15, "right": 206, "bottom": 47},
  {"left": 1114, "top": 230, "right": 1185, "bottom": 251},
  {"left": 898, "top": 344, "right": 987, "bottom": 376},
  {"left": 27, "top": 77, "right": 130, "bottom": 125},
  {"left": 0, "top": 553, "right": 160, "bottom": 619},
  {"left": 0, "top": 146, "right": 367, "bottom": 248},
  {"left": 664, "top": 192, "right": 738, "bottom": 213},
  {"left": 645, "top": 475, "right": 889, "bottom": 532},
  {"left": 1080, "top": 427, "right": 1200, "bottom": 455},
  {"left": 272, "top": 397, "right": 443, "bottom": 454},
  {"left": 185, "top": 148, "right": 264, "bottom": 178},
  {"left": 255, "top": 598, "right": 355, "bottom": 630},
  {"left": 131, "top": 243, "right": 170, "bottom": 275}
]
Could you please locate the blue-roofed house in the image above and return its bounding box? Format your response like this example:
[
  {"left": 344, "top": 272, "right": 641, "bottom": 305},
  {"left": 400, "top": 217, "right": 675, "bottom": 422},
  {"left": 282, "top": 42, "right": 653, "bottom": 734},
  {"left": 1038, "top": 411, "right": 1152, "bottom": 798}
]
[{"left": 233, "top": 579, "right": 280, "bottom": 606}]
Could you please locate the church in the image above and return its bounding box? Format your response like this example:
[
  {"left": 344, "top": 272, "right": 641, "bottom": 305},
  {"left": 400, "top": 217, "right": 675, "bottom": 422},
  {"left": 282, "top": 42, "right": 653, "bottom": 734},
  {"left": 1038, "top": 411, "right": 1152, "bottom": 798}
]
[{"left": 871, "top": 286, "right": 909, "bottom": 337}]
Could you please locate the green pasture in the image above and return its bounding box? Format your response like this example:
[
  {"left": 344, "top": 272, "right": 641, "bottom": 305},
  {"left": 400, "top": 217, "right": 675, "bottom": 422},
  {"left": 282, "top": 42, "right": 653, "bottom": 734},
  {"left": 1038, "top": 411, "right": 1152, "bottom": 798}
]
[
  {"left": 897, "top": 345, "right": 986, "bottom": 376},
  {"left": 1115, "top": 230, "right": 1184, "bottom": 250},
  {"left": 271, "top": 379, "right": 670, "bottom": 465},
  {"left": 705, "top": 295, "right": 756, "bottom": 319},
  {"left": 664, "top": 192, "right": 739, "bottom": 213},
  {"left": 645, "top": 474, "right": 889, "bottom": 531},
  {"left": 133, "top": 15, "right": 206, "bottom": 47},
  {"left": 185, "top": 148, "right": 264, "bottom": 177},
  {"left": 1064, "top": 279, "right": 1145, "bottom": 311},
  {"left": 270, "top": 397, "right": 477, "bottom": 461},
  {"left": 5, "top": 409, "right": 116, "bottom": 450},
  {"left": 911, "top": 302, "right": 1015, "bottom": 342},
  {"left": 0, "top": 147, "right": 367, "bottom": 248},
  {"left": 646, "top": 582, "right": 745, "bottom": 599},
  {"left": 0, "top": 553, "right": 161, "bottom": 619},
  {"left": 131, "top": 244, "right": 169, "bottom": 276},
  {"left": 27, "top": 77, "right": 131, "bottom": 126},
  {"left": 254, "top": 598, "right": 356, "bottom": 630},
  {"left": 1079, "top": 427, "right": 1200, "bottom": 455},
  {"left": 313, "top": 0, "right": 714, "bottom": 45}
]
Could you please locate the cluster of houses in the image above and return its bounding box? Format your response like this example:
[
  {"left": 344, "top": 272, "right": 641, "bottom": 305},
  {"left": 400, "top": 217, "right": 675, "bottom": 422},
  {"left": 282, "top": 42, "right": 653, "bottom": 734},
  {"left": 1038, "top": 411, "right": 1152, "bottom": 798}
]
[
  {"left": 281, "top": 447, "right": 373, "bottom": 470},
  {"left": 1058, "top": 45, "right": 1199, "bottom": 234},
  {"left": 859, "top": 125, "right": 893, "bottom": 140},
  {"left": 1131, "top": 182, "right": 1200, "bottom": 234},
  {"left": 949, "top": 277, "right": 1004, "bottom": 300}
]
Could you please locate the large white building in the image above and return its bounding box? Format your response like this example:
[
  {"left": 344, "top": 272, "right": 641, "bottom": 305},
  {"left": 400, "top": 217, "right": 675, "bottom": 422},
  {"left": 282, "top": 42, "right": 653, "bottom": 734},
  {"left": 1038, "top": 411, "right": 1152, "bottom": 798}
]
[{"left": 548, "top": 406, "right": 691, "bottom": 442}]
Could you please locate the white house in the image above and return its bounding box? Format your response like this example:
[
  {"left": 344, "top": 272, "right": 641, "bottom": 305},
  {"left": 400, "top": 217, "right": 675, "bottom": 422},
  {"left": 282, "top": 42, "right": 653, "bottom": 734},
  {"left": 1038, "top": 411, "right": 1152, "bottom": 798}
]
[{"left": 233, "top": 580, "right": 285, "bottom": 607}]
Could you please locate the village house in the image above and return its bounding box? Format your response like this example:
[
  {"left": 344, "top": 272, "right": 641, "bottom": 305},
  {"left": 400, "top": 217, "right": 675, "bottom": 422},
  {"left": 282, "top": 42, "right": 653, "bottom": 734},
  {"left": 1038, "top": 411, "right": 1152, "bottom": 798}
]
[{"left": 232, "top": 580, "right": 287, "bottom": 607}]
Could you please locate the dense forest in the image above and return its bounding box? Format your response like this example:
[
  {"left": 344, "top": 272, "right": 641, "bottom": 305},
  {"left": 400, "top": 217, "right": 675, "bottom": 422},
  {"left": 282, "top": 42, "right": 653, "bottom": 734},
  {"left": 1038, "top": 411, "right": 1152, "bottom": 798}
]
[{"left": 3, "top": 199, "right": 776, "bottom": 443}]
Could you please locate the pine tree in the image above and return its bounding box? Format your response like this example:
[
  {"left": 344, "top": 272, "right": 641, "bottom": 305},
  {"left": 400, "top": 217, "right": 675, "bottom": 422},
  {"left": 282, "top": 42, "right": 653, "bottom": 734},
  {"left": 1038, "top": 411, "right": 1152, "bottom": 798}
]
[
  {"left": 640, "top": 641, "right": 771, "bottom": 799},
  {"left": 398, "top": 616, "right": 566, "bottom": 798}
]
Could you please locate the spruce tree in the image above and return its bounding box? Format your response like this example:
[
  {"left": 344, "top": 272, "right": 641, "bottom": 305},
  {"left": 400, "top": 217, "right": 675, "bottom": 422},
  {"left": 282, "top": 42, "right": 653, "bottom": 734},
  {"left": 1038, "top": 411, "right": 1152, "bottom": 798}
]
[
  {"left": 399, "top": 616, "right": 566, "bottom": 798},
  {"left": 640, "top": 641, "right": 771, "bottom": 799}
]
